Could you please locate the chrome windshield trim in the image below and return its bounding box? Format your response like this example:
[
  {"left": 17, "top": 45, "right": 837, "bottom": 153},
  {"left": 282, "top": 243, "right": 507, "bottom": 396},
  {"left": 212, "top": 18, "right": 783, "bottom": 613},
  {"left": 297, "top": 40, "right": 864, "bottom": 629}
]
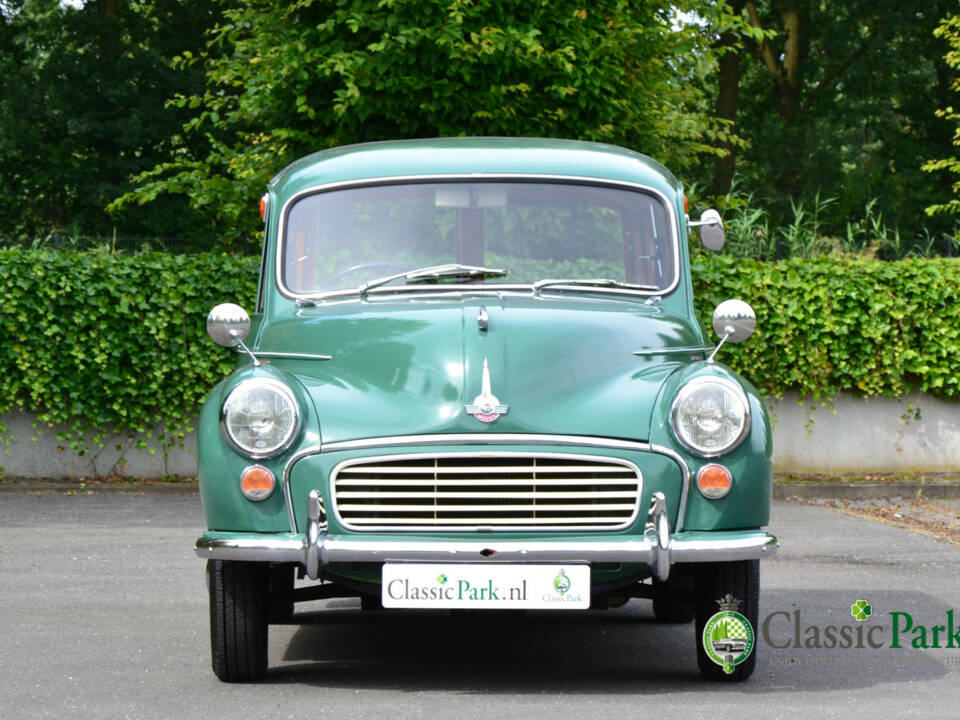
[
  {"left": 328, "top": 451, "right": 644, "bottom": 533},
  {"left": 317, "top": 433, "right": 692, "bottom": 531},
  {"left": 274, "top": 174, "right": 682, "bottom": 302},
  {"left": 321, "top": 433, "right": 653, "bottom": 454},
  {"left": 282, "top": 444, "right": 322, "bottom": 533}
]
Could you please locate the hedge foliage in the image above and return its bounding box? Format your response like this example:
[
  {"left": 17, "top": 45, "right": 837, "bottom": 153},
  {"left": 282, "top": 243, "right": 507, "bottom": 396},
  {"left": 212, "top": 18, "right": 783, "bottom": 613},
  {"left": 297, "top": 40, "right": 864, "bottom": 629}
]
[
  {"left": 692, "top": 254, "right": 960, "bottom": 401},
  {"left": 0, "top": 251, "right": 957, "bottom": 456},
  {"left": 0, "top": 250, "right": 258, "bottom": 455}
]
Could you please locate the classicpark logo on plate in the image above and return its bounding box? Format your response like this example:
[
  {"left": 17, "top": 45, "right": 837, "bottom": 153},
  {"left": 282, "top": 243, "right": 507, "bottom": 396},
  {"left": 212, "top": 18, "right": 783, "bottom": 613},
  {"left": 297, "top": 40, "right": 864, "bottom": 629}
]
[{"left": 381, "top": 564, "right": 590, "bottom": 609}]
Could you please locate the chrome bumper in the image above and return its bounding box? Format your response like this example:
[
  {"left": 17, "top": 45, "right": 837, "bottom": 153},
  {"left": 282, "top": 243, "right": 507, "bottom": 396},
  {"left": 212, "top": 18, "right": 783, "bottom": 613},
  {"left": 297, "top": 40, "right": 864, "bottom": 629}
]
[{"left": 195, "top": 492, "right": 778, "bottom": 582}]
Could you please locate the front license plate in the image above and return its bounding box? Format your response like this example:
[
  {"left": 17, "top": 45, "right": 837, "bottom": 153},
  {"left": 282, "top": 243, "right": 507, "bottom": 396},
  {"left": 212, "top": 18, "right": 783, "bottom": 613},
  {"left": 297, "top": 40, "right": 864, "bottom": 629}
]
[{"left": 381, "top": 563, "right": 590, "bottom": 609}]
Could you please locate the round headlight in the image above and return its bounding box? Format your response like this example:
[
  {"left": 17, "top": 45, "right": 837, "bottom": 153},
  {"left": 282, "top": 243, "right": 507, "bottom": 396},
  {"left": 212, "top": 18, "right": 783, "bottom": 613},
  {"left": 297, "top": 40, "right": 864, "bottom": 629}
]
[
  {"left": 221, "top": 378, "right": 300, "bottom": 459},
  {"left": 670, "top": 377, "right": 750, "bottom": 457}
]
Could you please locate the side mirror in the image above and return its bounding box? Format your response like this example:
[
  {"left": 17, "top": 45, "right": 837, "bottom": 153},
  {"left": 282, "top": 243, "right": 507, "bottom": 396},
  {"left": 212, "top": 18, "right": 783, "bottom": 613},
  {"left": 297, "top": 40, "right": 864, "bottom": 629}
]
[
  {"left": 712, "top": 299, "right": 756, "bottom": 344},
  {"left": 690, "top": 209, "right": 725, "bottom": 251},
  {"left": 708, "top": 299, "right": 756, "bottom": 362},
  {"left": 206, "top": 303, "right": 251, "bottom": 347}
]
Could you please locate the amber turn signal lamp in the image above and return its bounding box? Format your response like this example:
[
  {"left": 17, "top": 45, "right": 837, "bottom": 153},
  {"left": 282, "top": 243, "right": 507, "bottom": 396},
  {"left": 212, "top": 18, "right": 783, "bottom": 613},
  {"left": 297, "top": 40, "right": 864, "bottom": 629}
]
[
  {"left": 259, "top": 194, "right": 268, "bottom": 220},
  {"left": 697, "top": 464, "right": 732, "bottom": 499},
  {"left": 684, "top": 194, "right": 689, "bottom": 214},
  {"left": 240, "top": 465, "right": 276, "bottom": 501}
]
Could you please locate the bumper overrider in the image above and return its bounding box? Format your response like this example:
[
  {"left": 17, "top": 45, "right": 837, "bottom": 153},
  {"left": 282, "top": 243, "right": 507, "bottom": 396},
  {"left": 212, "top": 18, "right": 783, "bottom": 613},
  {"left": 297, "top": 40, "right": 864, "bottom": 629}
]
[{"left": 195, "top": 491, "right": 778, "bottom": 582}]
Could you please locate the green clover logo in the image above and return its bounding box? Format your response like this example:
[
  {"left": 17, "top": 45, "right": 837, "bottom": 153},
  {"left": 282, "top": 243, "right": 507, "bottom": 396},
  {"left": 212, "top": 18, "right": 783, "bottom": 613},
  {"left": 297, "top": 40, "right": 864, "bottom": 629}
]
[
  {"left": 850, "top": 599, "right": 872, "bottom": 622},
  {"left": 437, "top": 574, "right": 448, "bottom": 585}
]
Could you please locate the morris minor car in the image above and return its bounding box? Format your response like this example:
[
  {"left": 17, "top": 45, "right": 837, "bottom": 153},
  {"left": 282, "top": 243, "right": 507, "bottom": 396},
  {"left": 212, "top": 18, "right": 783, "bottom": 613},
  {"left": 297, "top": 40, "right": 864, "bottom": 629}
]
[{"left": 195, "top": 138, "right": 777, "bottom": 682}]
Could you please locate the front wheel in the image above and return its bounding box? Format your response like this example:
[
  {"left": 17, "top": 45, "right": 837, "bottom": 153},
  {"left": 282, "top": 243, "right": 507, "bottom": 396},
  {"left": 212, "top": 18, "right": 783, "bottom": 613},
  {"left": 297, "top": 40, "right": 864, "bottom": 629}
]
[
  {"left": 652, "top": 565, "right": 695, "bottom": 623},
  {"left": 209, "top": 559, "right": 269, "bottom": 682},
  {"left": 694, "top": 560, "right": 759, "bottom": 682}
]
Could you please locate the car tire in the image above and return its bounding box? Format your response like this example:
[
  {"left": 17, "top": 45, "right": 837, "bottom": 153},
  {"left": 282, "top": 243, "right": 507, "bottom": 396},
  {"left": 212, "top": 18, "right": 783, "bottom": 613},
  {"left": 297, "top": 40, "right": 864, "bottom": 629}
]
[
  {"left": 268, "top": 564, "right": 296, "bottom": 623},
  {"left": 209, "top": 559, "right": 268, "bottom": 682},
  {"left": 652, "top": 565, "right": 695, "bottom": 623},
  {"left": 361, "top": 592, "right": 384, "bottom": 611},
  {"left": 694, "top": 560, "right": 759, "bottom": 682}
]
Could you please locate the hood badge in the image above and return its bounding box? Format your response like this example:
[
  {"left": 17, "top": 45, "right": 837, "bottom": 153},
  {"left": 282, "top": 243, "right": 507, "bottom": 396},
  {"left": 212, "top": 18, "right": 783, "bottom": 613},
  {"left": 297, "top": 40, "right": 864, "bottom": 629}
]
[{"left": 465, "top": 359, "right": 509, "bottom": 423}]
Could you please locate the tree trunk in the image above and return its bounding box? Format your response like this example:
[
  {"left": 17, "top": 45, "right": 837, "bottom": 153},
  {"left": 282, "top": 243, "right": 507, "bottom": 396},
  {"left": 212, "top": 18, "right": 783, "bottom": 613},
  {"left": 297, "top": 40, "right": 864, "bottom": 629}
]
[{"left": 712, "top": 0, "right": 745, "bottom": 196}]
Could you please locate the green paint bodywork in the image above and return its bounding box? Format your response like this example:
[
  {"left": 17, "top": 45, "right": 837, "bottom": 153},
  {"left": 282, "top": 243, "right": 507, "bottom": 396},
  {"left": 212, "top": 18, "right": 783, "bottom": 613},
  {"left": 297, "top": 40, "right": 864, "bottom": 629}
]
[{"left": 197, "top": 138, "right": 773, "bottom": 588}]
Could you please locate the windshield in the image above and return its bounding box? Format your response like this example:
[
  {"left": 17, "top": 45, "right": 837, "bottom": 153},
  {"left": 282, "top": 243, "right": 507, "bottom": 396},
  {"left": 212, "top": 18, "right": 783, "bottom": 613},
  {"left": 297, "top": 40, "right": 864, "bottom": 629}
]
[{"left": 280, "top": 181, "right": 677, "bottom": 296}]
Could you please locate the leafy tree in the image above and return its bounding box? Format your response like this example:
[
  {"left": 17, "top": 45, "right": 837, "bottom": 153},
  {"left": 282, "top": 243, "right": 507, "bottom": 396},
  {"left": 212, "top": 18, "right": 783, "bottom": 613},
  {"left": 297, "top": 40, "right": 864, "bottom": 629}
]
[
  {"left": 0, "top": 0, "right": 218, "bottom": 241},
  {"left": 923, "top": 14, "right": 960, "bottom": 228},
  {"left": 115, "top": 0, "right": 737, "bottom": 242},
  {"left": 703, "top": 0, "right": 958, "bottom": 252}
]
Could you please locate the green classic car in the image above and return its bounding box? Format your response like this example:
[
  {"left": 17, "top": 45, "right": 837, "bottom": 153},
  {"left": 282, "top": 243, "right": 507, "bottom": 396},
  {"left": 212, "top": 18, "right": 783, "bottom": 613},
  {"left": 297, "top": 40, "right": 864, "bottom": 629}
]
[{"left": 195, "top": 137, "right": 777, "bottom": 683}]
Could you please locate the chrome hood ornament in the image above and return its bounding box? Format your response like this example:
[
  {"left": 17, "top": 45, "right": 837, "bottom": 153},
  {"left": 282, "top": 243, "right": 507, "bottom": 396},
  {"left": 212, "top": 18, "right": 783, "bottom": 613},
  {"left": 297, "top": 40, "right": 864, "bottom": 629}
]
[{"left": 465, "top": 359, "right": 509, "bottom": 423}]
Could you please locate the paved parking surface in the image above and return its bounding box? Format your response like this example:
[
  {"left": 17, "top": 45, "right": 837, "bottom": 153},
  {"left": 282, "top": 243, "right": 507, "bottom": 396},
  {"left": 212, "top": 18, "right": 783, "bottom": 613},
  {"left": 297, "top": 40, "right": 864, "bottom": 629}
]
[{"left": 1, "top": 493, "right": 958, "bottom": 719}]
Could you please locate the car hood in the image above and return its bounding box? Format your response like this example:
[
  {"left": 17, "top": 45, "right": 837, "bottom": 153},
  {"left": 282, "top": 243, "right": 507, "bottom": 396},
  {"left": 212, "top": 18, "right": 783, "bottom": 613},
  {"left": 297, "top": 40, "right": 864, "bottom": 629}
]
[{"left": 253, "top": 294, "right": 706, "bottom": 444}]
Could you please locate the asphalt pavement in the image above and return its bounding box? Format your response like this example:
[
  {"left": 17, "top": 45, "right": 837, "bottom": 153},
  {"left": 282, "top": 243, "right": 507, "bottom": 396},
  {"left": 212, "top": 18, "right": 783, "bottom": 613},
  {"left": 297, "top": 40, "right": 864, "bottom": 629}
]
[{"left": 1, "top": 493, "right": 958, "bottom": 719}]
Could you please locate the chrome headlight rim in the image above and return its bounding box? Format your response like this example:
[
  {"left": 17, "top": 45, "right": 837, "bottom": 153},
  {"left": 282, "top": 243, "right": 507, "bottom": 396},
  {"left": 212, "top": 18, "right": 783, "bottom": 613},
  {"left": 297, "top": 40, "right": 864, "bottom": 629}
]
[
  {"left": 669, "top": 376, "right": 750, "bottom": 458},
  {"left": 220, "top": 377, "right": 301, "bottom": 460}
]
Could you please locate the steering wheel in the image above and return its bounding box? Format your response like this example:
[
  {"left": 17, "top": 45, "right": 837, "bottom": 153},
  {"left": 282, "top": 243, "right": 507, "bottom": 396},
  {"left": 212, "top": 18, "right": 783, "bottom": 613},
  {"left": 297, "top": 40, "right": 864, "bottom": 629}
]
[{"left": 326, "top": 261, "right": 413, "bottom": 284}]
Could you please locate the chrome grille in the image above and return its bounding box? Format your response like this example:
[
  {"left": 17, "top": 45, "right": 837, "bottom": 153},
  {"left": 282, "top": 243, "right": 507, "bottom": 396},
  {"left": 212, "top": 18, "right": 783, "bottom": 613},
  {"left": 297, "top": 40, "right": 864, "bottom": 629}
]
[{"left": 331, "top": 454, "right": 642, "bottom": 531}]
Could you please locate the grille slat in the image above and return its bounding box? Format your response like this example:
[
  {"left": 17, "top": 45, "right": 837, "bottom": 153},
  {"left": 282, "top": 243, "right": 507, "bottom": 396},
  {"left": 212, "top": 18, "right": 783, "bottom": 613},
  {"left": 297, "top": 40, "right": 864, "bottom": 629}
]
[
  {"left": 338, "top": 465, "right": 634, "bottom": 474},
  {"left": 336, "top": 477, "right": 635, "bottom": 486},
  {"left": 337, "top": 491, "right": 640, "bottom": 499},
  {"left": 343, "top": 516, "right": 630, "bottom": 526},
  {"left": 332, "top": 454, "right": 642, "bottom": 532}
]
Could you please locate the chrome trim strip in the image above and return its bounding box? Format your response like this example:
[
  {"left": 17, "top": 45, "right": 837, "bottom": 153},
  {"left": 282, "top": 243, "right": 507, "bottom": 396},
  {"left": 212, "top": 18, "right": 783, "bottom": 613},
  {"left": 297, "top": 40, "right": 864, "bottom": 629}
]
[
  {"left": 282, "top": 444, "right": 322, "bottom": 533},
  {"left": 321, "top": 433, "right": 653, "bottom": 453},
  {"left": 274, "top": 174, "right": 682, "bottom": 302},
  {"left": 633, "top": 346, "right": 711, "bottom": 357},
  {"left": 252, "top": 351, "right": 333, "bottom": 361},
  {"left": 318, "top": 434, "right": 692, "bottom": 531},
  {"left": 328, "top": 451, "right": 644, "bottom": 533}
]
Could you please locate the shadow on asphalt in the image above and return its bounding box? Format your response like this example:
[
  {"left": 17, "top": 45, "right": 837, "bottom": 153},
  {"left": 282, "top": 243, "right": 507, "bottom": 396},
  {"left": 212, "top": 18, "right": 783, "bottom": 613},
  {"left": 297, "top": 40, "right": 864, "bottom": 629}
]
[{"left": 264, "top": 589, "right": 953, "bottom": 693}]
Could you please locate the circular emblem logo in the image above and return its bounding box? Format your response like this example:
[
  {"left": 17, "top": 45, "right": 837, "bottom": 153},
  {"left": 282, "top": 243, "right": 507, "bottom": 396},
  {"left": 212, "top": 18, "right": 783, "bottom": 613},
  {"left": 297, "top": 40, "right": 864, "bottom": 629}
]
[
  {"left": 553, "top": 569, "right": 571, "bottom": 596},
  {"left": 702, "top": 609, "right": 755, "bottom": 674}
]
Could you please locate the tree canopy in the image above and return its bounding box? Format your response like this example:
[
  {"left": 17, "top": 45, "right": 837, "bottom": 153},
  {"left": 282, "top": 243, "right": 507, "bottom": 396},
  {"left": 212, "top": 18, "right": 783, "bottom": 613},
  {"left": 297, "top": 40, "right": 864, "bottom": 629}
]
[
  {"left": 0, "top": 0, "right": 217, "bottom": 240},
  {"left": 0, "top": 0, "right": 957, "bottom": 253},
  {"left": 113, "top": 0, "right": 735, "bottom": 242}
]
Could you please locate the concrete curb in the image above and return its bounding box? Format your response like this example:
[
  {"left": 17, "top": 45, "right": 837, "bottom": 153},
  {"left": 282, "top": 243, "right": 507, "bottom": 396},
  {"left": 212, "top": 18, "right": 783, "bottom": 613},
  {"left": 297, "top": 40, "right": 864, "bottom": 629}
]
[
  {"left": 0, "top": 480, "right": 198, "bottom": 495},
  {"left": 773, "top": 482, "right": 960, "bottom": 501}
]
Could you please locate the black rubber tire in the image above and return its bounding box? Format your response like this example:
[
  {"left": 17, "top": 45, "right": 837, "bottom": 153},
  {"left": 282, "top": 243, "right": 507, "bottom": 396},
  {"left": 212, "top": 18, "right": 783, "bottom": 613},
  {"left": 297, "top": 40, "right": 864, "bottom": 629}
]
[
  {"left": 209, "top": 559, "right": 269, "bottom": 682},
  {"left": 361, "top": 592, "right": 384, "bottom": 611},
  {"left": 652, "top": 565, "right": 695, "bottom": 623},
  {"left": 267, "top": 564, "right": 296, "bottom": 624},
  {"left": 694, "top": 560, "right": 759, "bottom": 682}
]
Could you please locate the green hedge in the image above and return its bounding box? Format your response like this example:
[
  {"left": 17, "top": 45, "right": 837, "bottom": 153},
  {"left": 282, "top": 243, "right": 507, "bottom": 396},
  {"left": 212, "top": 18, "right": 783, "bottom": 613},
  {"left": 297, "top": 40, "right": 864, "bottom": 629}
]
[
  {"left": 0, "top": 250, "right": 258, "bottom": 454},
  {"left": 0, "top": 251, "right": 957, "bottom": 456},
  {"left": 692, "top": 254, "right": 960, "bottom": 401}
]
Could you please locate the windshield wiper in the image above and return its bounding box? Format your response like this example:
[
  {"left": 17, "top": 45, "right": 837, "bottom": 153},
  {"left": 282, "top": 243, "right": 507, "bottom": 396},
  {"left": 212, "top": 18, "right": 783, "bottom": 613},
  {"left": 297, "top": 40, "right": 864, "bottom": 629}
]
[
  {"left": 532, "top": 278, "right": 659, "bottom": 295},
  {"left": 360, "top": 264, "right": 507, "bottom": 296}
]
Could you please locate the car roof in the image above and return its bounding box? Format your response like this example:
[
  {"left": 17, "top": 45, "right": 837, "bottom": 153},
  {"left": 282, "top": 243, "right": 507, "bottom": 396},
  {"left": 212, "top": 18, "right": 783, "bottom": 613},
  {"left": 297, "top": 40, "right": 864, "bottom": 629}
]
[{"left": 268, "top": 137, "right": 682, "bottom": 200}]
